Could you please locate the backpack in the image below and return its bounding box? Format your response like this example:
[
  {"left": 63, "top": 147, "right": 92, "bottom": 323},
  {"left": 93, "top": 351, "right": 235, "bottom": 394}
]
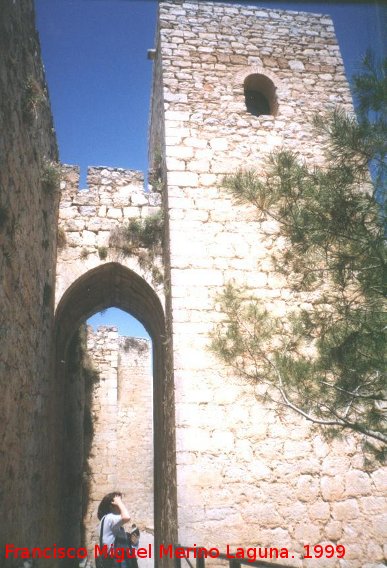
[{"left": 95, "top": 517, "right": 140, "bottom": 568}]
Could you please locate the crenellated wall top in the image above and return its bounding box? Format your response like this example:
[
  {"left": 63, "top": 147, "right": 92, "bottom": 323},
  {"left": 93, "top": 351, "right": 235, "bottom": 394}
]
[{"left": 59, "top": 165, "right": 159, "bottom": 209}]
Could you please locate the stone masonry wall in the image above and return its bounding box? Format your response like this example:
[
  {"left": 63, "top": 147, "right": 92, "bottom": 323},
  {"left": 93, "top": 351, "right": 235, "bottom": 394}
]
[
  {"left": 151, "top": 2, "right": 387, "bottom": 566},
  {"left": 83, "top": 327, "right": 153, "bottom": 561},
  {"left": 57, "top": 165, "right": 163, "bottom": 308},
  {"left": 0, "top": 0, "right": 60, "bottom": 563},
  {"left": 56, "top": 162, "right": 178, "bottom": 562}
]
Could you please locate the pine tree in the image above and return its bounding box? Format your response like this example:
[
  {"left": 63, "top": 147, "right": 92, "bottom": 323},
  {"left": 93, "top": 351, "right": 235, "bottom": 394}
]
[{"left": 211, "top": 54, "right": 386, "bottom": 453}]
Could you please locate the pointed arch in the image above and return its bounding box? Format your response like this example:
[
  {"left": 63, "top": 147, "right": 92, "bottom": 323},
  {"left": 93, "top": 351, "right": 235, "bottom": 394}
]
[{"left": 54, "top": 262, "right": 177, "bottom": 565}]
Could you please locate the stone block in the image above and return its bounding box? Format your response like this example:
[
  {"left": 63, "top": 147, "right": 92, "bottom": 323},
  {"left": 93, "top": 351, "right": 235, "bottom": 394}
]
[
  {"left": 372, "top": 514, "right": 387, "bottom": 539},
  {"left": 79, "top": 206, "right": 97, "bottom": 216},
  {"left": 332, "top": 499, "right": 360, "bottom": 521},
  {"left": 242, "top": 503, "right": 281, "bottom": 526},
  {"left": 166, "top": 157, "right": 186, "bottom": 171},
  {"left": 199, "top": 173, "right": 217, "bottom": 186},
  {"left": 123, "top": 206, "right": 141, "bottom": 218},
  {"left": 345, "top": 469, "right": 372, "bottom": 497},
  {"left": 308, "top": 500, "right": 330, "bottom": 521},
  {"left": 324, "top": 520, "right": 342, "bottom": 541},
  {"left": 289, "top": 59, "right": 305, "bottom": 70},
  {"left": 249, "top": 459, "right": 271, "bottom": 480},
  {"left": 210, "top": 138, "right": 229, "bottom": 151},
  {"left": 164, "top": 92, "right": 188, "bottom": 102},
  {"left": 294, "top": 522, "right": 321, "bottom": 544},
  {"left": 168, "top": 171, "right": 199, "bottom": 187},
  {"left": 86, "top": 218, "right": 103, "bottom": 231},
  {"left": 210, "top": 430, "right": 234, "bottom": 452},
  {"left": 166, "top": 145, "right": 194, "bottom": 159},
  {"left": 65, "top": 219, "right": 86, "bottom": 231},
  {"left": 359, "top": 496, "right": 386, "bottom": 515},
  {"left": 296, "top": 475, "right": 319, "bottom": 502},
  {"left": 82, "top": 230, "right": 97, "bottom": 246},
  {"left": 106, "top": 207, "right": 122, "bottom": 219},
  {"left": 371, "top": 469, "right": 387, "bottom": 493},
  {"left": 59, "top": 206, "right": 78, "bottom": 220},
  {"left": 321, "top": 476, "right": 344, "bottom": 501},
  {"left": 165, "top": 110, "right": 190, "bottom": 122},
  {"left": 131, "top": 192, "right": 148, "bottom": 206},
  {"left": 190, "top": 159, "right": 210, "bottom": 172},
  {"left": 183, "top": 137, "right": 208, "bottom": 148},
  {"left": 176, "top": 427, "right": 212, "bottom": 452}
]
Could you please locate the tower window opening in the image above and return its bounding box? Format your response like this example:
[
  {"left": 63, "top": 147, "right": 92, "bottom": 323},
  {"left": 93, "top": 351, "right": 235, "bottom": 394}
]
[{"left": 244, "top": 73, "right": 277, "bottom": 117}]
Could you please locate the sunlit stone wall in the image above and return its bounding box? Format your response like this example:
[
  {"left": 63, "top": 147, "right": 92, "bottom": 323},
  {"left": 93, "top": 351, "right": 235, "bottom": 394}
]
[
  {"left": 83, "top": 326, "right": 154, "bottom": 559},
  {"left": 148, "top": 1, "right": 387, "bottom": 566},
  {"left": 56, "top": 165, "right": 163, "bottom": 308}
]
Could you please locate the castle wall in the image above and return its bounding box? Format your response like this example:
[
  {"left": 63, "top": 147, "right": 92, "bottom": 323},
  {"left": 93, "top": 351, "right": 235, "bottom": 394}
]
[
  {"left": 56, "top": 159, "right": 179, "bottom": 561},
  {"left": 83, "top": 327, "right": 154, "bottom": 554},
  {"left": 151, "top": 2, "right": 387, "bottom": 566},
  {"left": 0, "top": 0, "right": 60, "bottom": 562},
  {"left": 57, "top": 165, "right": 163, "bottom": 307}
]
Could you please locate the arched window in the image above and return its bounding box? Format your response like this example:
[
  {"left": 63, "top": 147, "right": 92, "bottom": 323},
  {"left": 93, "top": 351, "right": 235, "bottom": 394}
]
[{"left": 244, "top": 74, "right": 278, "bottom": 117}]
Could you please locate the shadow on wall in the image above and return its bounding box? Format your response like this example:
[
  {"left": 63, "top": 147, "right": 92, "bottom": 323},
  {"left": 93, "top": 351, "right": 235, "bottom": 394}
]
[{"left": 54, "top": 262, "right": 177, "bottom": 567}]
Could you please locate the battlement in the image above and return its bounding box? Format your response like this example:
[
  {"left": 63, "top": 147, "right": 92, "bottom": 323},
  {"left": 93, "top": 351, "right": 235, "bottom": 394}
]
[
  {"left": 60, "top": 164, "right": 159, "bottom": 209},
  {"left": 56, "top": 164, "right": 164, "bottom": 305},
  {"left": 86, "top": 325, "right": 151, "bottom": 354},
  {"left": 58, "top": 163, "right": 161, "bottom": 247}
]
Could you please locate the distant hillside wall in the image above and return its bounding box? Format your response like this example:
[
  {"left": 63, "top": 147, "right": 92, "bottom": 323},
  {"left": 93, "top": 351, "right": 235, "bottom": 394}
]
[
  {"left": 148, "top": 1, "right": 387, "bottom": 566},
  {"left": 82, "top": 327, "right": 153, "bottom": 553},
  {"left": 0, "top": 0, "right": 60, "bottom": 563}
]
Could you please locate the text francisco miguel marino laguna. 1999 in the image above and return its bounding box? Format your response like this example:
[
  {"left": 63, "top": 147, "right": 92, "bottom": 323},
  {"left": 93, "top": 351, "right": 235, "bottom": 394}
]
[{"left": 5, "top": 542, "right": 346, "bottom": 562}]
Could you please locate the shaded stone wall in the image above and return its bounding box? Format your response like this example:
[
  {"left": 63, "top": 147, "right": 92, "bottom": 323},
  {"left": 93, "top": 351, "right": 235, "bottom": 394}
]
[
  {"left": 149, "top": 1, "right": 387, "bottom": 566},
  {"left": 0, "top": 0, "right": 60, "bottom": 563},
  {"left": 83, "top": 326, "right": 154, "bottom": 554}
]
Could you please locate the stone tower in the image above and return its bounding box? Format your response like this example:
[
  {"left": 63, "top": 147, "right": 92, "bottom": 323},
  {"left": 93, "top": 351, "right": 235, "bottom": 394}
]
[
  {"left": 146, "top": 1, "right": 386, "bottom": 565},
  {"left": 36, "top": 1, "right": 386, "bottom": 566}
]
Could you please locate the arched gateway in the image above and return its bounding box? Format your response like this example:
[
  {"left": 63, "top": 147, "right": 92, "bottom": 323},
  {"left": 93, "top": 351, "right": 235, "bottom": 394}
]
[{"left": 55, "top": 261, "right": 177, "bottom": 565}]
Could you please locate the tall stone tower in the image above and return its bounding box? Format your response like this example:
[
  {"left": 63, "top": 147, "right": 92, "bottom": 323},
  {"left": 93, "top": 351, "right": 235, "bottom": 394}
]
[{"left": 148, "top": 1, "right": 386, "bottom": 566}]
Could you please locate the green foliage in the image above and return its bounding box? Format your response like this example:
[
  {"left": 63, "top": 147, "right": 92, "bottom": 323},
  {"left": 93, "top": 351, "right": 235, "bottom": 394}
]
[
  {"left": 97, "top": 246, "right": 108, "bottom": 260},
  {"left": 123, "top": 337, "right": 149, "bottom": 354},
  {"left": 22, "top": 76, "right": 46, "bottom": 123},
  {"left": 352, "top": 50, "right": 387, "bottom": 119},
  {"left": 80, "top": 248, "right": 89, "bottom": 260},
  {"left": 41, "top": 160, "right": 61, "bottom": 194},
  {"left": 148, "top": 149, "right": 164, "bottom": 192},
  {"left": 57, "top": 226, "right": 67, "bottom": 249},
  {"left": 213, "top": 55, "right": 387, "bottom": 449},
  {"left": 109, "top": 211, "right": 164, "bottom": 285}
]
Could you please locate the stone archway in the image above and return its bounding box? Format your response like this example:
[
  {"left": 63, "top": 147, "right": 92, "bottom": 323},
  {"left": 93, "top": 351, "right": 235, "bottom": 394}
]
[{"left": 55, "top": 262, "right": 177, "bottom": 567}]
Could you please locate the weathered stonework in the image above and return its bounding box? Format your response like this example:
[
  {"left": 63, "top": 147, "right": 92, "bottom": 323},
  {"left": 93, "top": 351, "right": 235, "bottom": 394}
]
[
  {"left": 147, "top": 2, "right": 387, "bottom": 567},
  {"left": 0, "top": 0, "right": 59, "bottom": 564},
  {"left": 2, "top": 1, "right": 386, "bottom": 568},
  {"left": 83, "top": 326, "right": 153, "bottom": 560},
  {"left": 57, "top": 165, "right": 163, "bottom": 304},
  {"left": 55, "top": 164, "right": 178, "bottom": 563}
]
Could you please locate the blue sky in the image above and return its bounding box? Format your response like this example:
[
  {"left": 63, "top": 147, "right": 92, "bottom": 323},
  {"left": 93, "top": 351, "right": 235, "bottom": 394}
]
[{"left": 35, "top": 0, "right": 386, "bottom": 337}]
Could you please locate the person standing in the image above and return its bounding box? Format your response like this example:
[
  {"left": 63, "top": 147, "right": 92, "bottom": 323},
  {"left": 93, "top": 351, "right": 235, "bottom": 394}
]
[{"left": 97, "top": 492, "right": 139, "bottom": 568}]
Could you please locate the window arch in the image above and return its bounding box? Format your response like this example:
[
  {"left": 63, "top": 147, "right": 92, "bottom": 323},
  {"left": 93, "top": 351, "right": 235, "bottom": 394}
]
[{"left": 244, "top": 73, "right": 278, "bottom": 117}]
